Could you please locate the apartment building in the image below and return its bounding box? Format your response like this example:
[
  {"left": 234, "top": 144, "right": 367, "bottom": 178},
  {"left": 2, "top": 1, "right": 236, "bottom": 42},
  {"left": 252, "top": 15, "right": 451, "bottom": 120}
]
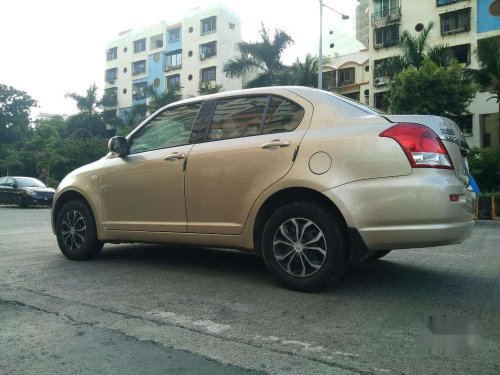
[
  {"left": 365, "top": 0, "right": 499, "bottom": 148},
  {"left": 103, "top": 5, "right": 243, "bottom": 120}
]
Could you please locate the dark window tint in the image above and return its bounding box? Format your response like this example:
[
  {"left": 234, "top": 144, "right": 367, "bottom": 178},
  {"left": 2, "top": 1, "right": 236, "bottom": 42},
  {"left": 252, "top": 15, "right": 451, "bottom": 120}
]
[
  {"left": 208, "top": 96, "right": 268, "bottom": 141},
  {"left": 262, "top": 97, "right": 304, "bottom": 134},
  {"left": 129, "top": 103, "right": 201, "bottom": 154}
]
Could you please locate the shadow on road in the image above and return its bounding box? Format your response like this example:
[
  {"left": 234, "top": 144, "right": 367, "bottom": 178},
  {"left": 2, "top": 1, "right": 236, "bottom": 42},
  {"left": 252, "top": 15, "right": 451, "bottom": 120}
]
[{"left": 91, "top": 243, "right": 491, "bottom": 304}]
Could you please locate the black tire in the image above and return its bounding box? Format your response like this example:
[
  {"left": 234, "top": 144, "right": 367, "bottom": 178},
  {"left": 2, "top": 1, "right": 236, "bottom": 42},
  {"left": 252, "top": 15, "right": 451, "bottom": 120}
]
[
  {"left": 17, "top": 195, "right": 27, "bottom": 208},
  {"left": 55, "top": 200, "right": 103, "bottom": 260},
  {"left": 364, "top": 250, "right": 391, "bottom": 262},
  {"left": 261, "top": 201, "right": 348, "bottom": 292}
]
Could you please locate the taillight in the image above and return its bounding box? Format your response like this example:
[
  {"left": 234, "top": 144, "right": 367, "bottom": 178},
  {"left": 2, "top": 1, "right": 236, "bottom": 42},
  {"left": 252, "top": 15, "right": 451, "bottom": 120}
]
[{"left": 380, "top": 123, "right": 453, "bottom": 170}]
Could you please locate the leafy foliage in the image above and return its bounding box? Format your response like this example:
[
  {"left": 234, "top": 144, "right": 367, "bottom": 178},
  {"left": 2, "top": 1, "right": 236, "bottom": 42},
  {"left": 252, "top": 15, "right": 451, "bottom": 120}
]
[
  {"left": 223, "top": 23, "right": 293, "bottom": 88},
  {"left": 199, "top": 82, "right": 223, "bottom": 95},
  {"left": 468, "top": 146, "right": 500, "bottom": 192},
  {"left": 0, "top": 84, "right": 37, "bottom": 145},
  {"left": 65, "top": 83, "right": 102, "bottom": 116},
  {"left": 388, "top": 59, "right": 478, "bottom": 117},
  {"left": 147, "top": 85, "right": 182, "bottom": 112}
]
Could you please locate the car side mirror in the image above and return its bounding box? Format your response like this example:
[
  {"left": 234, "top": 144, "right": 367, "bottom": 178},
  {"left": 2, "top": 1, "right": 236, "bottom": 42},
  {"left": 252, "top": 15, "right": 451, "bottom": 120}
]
[{"left": 108, "top": 136, "right": 128, "bottom": 157}]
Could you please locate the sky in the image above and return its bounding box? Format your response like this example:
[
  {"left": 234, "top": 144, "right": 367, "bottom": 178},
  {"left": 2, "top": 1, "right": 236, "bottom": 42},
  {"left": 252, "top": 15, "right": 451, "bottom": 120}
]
[{"left": 0, "top": 0, "right": 358, "bottom": 116}]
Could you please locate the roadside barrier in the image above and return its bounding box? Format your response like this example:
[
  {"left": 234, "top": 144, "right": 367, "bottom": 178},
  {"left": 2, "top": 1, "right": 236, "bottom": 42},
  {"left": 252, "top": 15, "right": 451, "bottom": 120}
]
[{"left": 476, "top": 195, "right": 500, "bottom": 220}]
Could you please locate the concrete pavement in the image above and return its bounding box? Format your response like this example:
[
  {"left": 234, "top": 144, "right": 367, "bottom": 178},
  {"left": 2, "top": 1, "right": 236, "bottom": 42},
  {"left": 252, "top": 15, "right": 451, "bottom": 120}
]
[{"left": 0, "top": 206, "right": 499, "bottom": 374}]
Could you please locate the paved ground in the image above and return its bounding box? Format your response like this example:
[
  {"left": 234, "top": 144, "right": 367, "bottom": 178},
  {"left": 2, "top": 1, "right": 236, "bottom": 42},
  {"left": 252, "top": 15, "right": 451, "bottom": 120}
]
[{"left": 0, "top": 206, "right": 499, "bottom": 375}]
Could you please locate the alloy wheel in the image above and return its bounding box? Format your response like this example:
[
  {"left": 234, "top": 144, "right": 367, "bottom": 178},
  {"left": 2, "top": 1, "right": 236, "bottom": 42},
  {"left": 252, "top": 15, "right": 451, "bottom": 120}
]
[
  {"left": 272, "top": 218, "right": 327, "bottom": 277},
  {"left": 61, "top": 210, "right": 87, "bottom": 251}
]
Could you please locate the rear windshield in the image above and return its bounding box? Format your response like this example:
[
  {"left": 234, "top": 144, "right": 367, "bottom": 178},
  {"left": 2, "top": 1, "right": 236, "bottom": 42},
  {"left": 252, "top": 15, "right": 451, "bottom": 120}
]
[
  {"left": 15, "top": 177, "right": 46, "bottom": 188},
  {"left": 321, "top": 91, "right": 385, "bottom": 115}
]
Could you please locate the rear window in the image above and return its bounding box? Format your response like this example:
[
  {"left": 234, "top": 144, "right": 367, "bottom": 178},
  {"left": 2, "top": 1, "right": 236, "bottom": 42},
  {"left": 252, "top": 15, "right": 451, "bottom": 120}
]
[
  {"left": 262, "top": 97, "right": 304, "bottom": 134},
  {"left": 322, "top": 91, "right": 385, "bottom": 115}
]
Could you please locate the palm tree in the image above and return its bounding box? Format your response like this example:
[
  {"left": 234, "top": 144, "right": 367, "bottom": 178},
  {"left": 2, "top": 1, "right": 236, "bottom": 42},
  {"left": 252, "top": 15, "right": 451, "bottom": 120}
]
[
  {"left": 380, "top": 22, "right": 449, "bottom": 78},
  {"left": 199, "top": 82, "right": 223, "bottom": 95},
  {"left": 470, "top": 37, "right": 500, "bottom": 115},
  {"left": 223, "top": 23, "right": 293, "bottom": 88},
  {"left": 147, "top": 85, "right": 182, "bottom": 112},
  {"left": 65, "top": 83, "right": 102, "bottom": 116},
  {"left": 291, "top": 54, "right": 332, "bottom": 87}
]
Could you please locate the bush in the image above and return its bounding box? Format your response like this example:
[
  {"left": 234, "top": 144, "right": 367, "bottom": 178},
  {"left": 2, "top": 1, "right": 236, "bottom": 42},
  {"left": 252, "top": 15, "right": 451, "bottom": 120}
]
[{"left": 468, "top": 146, "right": 500, "bottom": 193}]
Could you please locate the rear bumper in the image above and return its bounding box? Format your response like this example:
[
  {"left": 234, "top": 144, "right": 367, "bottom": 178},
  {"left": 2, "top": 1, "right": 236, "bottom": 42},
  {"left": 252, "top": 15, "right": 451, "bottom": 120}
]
[{"left": 323, "top": 169, "right": 475, "bottom": 251}]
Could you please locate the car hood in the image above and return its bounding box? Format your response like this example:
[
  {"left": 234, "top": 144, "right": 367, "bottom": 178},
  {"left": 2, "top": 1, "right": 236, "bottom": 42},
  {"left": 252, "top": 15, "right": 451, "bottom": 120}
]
[{"left": 24, "top": 187, "right": 55, "bottom": 194}]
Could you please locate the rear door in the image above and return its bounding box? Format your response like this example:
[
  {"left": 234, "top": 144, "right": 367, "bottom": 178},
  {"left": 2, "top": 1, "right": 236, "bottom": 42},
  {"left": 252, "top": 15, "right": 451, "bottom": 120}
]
[{"left": 185, "top": 94, "right": 312, "bottom": 235}]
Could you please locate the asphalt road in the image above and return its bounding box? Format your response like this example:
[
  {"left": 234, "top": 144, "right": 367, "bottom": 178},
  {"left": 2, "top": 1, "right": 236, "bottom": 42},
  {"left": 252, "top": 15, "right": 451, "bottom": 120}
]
[{"left": 0, "top": 206, "right": 499, "bottom": 375}]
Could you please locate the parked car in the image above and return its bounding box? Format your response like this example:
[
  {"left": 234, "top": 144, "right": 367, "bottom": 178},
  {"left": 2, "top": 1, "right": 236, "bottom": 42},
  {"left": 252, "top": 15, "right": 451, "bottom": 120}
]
[
  {"left": 51, "top": 87, "right": 475, "bottom": 291},
  {"left": 0, "top": 176, "right": 55, "bottom": 207}
]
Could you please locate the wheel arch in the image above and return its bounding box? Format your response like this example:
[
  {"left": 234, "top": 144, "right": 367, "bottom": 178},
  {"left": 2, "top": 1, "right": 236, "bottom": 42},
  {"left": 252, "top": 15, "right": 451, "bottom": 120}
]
[
  {"left": 52, "top": 190, "right": 97, "bottom": 234},
  {"left": 252, "top": 187, "right": 349, "bottom": 257}
]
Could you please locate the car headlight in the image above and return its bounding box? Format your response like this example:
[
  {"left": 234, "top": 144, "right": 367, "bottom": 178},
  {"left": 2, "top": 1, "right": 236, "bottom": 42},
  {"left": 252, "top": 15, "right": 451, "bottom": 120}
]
[{"left": 25, "top": 189, "right": 37, "bottom": 196}]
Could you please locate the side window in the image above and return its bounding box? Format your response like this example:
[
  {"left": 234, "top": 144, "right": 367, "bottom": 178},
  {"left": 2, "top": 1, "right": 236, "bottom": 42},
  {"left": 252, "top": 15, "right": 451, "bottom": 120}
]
[
  {"left": 129, "top": 103, "right": 201, "bottom": 154},
  {"left": 262, "top": 97, "right": 304, "bottom": 134},
  {"left": 207, "top": 96, "right": 268, "bottom": 141}
]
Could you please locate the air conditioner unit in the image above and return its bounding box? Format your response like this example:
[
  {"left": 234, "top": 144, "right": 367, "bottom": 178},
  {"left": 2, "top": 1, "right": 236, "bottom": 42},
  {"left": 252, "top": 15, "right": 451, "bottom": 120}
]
[
  {"left": 200, "top": 53, "right": 206, "bottom": 60},
  {"left": 374, "top": 76, "right": 389, "bottom": 86}
]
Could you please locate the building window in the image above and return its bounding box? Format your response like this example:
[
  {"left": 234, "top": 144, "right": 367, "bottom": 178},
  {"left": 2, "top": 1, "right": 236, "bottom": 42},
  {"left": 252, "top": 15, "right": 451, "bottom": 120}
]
[
  {"left": 200, "top": 41, "right": 217, "bottom": 59},
  {"left": 150, "top": 34, "right": 163, "bottom": 50},
  {"left": 132, "top": 82, "right": 148, "bottom": 99},
  {"left": 374, "top": 92, "right": 388, "bottom": 112},
  {"left": 338, "top": 67, "right": 355, "bottom": 87},
  {"left": 168, "top": 28, "right": 180, "bottom": 43},
  {"left": 106, "top": 47, "right": 117, "bottom": 61},
  {"left": 454, "top": 114, "right": 473, "bottom": 136},
  {"left": 344, "top": 92, "right": 360, "bottom": 102},
  {"left": 201, "top": 66, "right": 216, "bottom": 83},
  {"left": 440, "top": 8, "right": 471, "bottom": 35},
  {"left": 166, "top": 74, "right": 181, "bottom": 88},
  {"left": 201, "top": 16, "right": 217, "bottom": 34},
  {"left": 372, "top": 0, "right": 401, "bottom": 25},
  {"left": 374, "top": 25, "right": 399, "bottom": 48},
  {"left": 133, "top": 38, "right": 146, "bottom": 53},
  {"left": 105, "top": 68, "right": 117, "bottom": 83},
  {"left": 165, "top": 50, "right": 182, "bottom": 71},
  {"left": 448, "top": 43, "right": 471, "bottom": 65},
  {"left": 132, "top": 60, "right": 146, "bottom": 75},
  {"left": 103, "top": 87, "right": 118, "bottom": 106},
  {"left": 436, "top": 0, "right": 465, "bottom": 6}
]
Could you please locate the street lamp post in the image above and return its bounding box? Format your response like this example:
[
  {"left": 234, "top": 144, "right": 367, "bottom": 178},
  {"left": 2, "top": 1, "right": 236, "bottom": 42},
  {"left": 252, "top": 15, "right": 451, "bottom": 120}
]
[{"left": 318, "top": 1, "right": 349, "bottom": 90}]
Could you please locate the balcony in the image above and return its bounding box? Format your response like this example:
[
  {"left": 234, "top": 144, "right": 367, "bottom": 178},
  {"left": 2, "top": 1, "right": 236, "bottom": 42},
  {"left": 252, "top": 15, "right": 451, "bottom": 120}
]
[
  {"left": 371, "top": 7, "right": 401, "bottom": 27},
  {"left": 165, "top": 64, "right": 182, "bottom": 72}
]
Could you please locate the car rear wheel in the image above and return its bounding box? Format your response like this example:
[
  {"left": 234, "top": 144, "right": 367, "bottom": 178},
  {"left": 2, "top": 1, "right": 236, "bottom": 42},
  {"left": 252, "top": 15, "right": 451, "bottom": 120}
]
[
  {"left": 261, "top": 201, "right": 348, "bottom": 292},
  {"left": 55, "top": 200, "right": 103, "bottom": 260}
]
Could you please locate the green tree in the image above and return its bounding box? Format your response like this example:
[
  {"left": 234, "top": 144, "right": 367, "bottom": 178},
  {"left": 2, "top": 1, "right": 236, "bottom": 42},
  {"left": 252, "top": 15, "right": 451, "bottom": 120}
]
[
  {"left": 147, "top": 85, "right": 182, "bottom": 112},
  {"left": 0, "top": 84, "right": 37, "bottom": 145},
  {"left": 291, "top": 54, "right": 332, "bottom": 88},
  {"left": 65, "top": 83, "right": 102, "bottom": 116},
  {"left": 469, "top": 37, "right": 500, "bottom": 115},
  {"left": 388, "top": 59, "right": 478, "bottom": 117},
  {"left": 468, "top": 146, "right": 500, "bottom": 192},
  {"left": 119, "top": 104, "right": 148, "bottom": 136},
  {"left": 378, "top": 22, "right": 449, "bottom": 79},
  {"left": 223, "top": 24, "right": 293, "bottom": 88},
  {"left": 199, "top": 82, "right": 223, "bottom": 95}
]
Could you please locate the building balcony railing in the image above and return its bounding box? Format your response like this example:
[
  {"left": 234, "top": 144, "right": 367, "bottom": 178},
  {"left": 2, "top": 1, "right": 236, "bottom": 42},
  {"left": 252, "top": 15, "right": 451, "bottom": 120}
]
[
  {"left": 165, "top": 64, "right": 182, "bottom": 72},
  {"left": 337, "top": 79, "right": 355, "bottom": 88},
  {"left": 371, "top": 7, "right": 401, "bottom": 27}
]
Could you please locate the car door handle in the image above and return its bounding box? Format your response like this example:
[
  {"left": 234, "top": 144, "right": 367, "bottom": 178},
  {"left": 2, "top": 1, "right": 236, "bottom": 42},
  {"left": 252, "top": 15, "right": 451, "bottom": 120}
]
[
  {"left": 164, "top": 152, "right": 186, "bottom": 161},
  {"left": 261, "top": 139, "right": 291, "bottom": 149}
]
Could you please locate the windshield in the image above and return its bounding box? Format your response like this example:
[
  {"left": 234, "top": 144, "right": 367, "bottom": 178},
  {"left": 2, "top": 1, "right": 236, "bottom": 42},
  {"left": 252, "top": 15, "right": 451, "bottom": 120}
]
[
  {"left": 321, "top": 90, "right": 385, "bottom": 115},
  {"left": 15, "top": 177, "right": 46, "bottom": 188}
]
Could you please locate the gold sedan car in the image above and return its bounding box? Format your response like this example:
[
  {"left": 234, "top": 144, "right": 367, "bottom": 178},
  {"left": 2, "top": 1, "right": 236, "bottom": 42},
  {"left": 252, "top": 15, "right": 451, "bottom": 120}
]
[{"left": 52, "top": 87, "right": 475, "bottom": 291}]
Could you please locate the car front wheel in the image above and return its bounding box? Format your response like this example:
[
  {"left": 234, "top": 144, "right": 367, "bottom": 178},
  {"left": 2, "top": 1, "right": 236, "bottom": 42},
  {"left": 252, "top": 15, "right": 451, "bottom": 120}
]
[
  {"left": 55, "top": 200, "right": 103, "bottom": 260},
  {"left": 261, "top": 201, "right": 348, "bottom": 292}
]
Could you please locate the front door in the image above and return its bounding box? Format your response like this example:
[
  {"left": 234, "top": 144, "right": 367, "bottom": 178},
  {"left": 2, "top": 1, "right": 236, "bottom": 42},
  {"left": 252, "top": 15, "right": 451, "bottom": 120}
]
[
  {"left": 185, "top": 94, "right": 312, "bottom": 235},
  {"left": 100, "top": 102, "right": 201, "bottom": 232}
]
